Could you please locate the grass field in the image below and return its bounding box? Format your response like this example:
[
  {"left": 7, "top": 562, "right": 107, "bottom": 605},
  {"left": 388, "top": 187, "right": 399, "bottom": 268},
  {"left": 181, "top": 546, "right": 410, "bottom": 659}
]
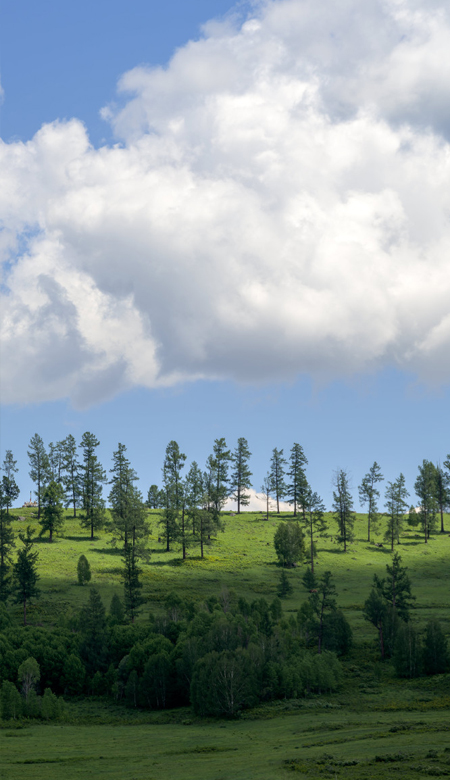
[{"left": 2, "top": 506, "right": 450, "bottom": 778}]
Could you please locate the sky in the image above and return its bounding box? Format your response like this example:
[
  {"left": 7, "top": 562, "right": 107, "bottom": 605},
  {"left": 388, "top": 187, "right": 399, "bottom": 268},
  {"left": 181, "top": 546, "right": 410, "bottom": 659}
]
[{"left": 1, "top": 0, "right": 450, "bottom": 509}]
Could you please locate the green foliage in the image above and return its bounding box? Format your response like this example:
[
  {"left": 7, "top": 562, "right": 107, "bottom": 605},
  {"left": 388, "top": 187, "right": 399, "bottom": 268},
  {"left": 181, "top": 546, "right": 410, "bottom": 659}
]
[
  {"left": 415, "top": 460, "right": 439, "bottom": 542},
  {"left": 77, "top": 554, "right": 91, "bottom": 585},
  {"left": 384, "top": 473, "right": 409, "bottom": 551},
  {"left": 286, "top": 443, "right": 309, "bottom": 518},
  {"left": 122, "top": 543, "right": 144, "bottom": 623},
  {"left": 191, "top": 648, "right": 258, "bottom": 717},
  {"left": 27, "top": 433, "right": 50, "bottom": 519},
  {"left": 80, "top": 587, "right": 108, "bottom": 674},
  {"left": 273, "top": 521, "right": 304, "bottom": 567},
  {"left": 41, "top": 686, "right": 64, "bottom": 719},
  {"left": 422, "top": 619, "right": 449, "bottom": 675},
  {"left": 40, "top": 480, "right": 65, "bottom": 541},
  {"left": 18, "top": 656, "right": 40, "bottom": 700},
  {"left": 394, "top": 622, "right": 422, "bottom": 678},
  {"left": 229, "top": 437, "right": 252, "bottom": 513},
  {"left": 359, "top": 461, "right": 384, "bottom": 542},
  {"left": 79, "top": 432, "right": 106, "bottom": 540},
  {"left": 0, "top": 680, "right": 22, "bottom": 720},
  {"left": 109, "top": 593, "right": 125, "bottom": 624},
  {"left": 12, "top": 525, "right": 40, "bottom": 625},
  {"left": 332, "top": 469, "right": 355, "bottom": 551},
  {"left": 63, "top": 653, "right": 85, "bottom": 694},
  {"left": 269, "top": 448, "right": 287, "bottom": 513},
  {"left": 0, "top": 483, "right": 15, "bottom": 602},
  {"left": 377, "top": 552, "right": 415, "bottom": 621},
  {"left": 303, "top": 489, "right": 327, "bottom": 571},
  {"left": 277, "top": 569, "right": 293, "bottom": 597}
]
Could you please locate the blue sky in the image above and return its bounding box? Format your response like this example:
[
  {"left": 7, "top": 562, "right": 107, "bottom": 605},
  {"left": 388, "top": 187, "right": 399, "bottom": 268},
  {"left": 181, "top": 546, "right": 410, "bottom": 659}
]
[{"left": 1, "top": 0, "right": 450, "bottom": 509}]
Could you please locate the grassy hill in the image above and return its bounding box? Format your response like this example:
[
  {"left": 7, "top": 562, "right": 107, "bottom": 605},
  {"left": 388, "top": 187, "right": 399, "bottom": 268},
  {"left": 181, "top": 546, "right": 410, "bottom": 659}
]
[{"left": 2, "top": 506, "right": 450, "bottom": 779}]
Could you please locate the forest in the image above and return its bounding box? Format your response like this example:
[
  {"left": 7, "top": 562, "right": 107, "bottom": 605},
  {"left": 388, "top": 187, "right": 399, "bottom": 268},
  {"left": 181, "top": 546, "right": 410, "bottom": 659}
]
[{"left": 1, "top": 434, "right": 450, "bottom": 779}]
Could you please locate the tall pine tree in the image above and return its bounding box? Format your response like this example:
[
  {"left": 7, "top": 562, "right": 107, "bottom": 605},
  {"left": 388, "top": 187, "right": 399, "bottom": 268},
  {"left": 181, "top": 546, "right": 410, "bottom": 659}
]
[
  {"left": 0, "top": 484, "right": 15, "bottom": 602},
  {"left": 229, "top": 438, "right": 252, "bottom": 514},
  {"left": 79, "top": 432, "right": 106, "bottom": 540},
  {"left": 269, "top": 448, "right": 287, "bottom": 514},
  {"left": 384, "top": 474, "right": 409, "bottom": 551},
  {"left": 358, "top": 462, "right": 383, "bottom": 542},
  {"left": 28, "top": 434, "right": 50, "bottom": 519},
  {"left": 286, "top": 443, "right": 308, "bottom": 518},
  {"left": 12, "top": 526, "right": 40, "bottom": 625},
  {"left": 332, "top": 469, "right": 355, "bottom": 552}
]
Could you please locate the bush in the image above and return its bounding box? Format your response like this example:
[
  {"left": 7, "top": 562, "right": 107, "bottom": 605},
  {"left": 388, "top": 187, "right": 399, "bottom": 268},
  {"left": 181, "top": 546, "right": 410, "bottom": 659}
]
[
  {"left": 77, "top": 555, "right": 91, "bottom": 585},
  {"left": 274, "top": 522, "right": 304, "bottom": 567}
]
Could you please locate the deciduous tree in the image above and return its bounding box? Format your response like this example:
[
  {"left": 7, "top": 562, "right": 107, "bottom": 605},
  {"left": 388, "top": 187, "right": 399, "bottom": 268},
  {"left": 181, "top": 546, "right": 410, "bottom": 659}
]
[{"left": 274, "top": 521, "right": 304, "bottom": 567}]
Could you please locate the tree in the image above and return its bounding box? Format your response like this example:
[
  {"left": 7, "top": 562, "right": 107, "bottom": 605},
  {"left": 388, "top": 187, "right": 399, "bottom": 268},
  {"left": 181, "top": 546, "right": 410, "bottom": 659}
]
[
  {"left": 77, "top": 554, "right": 91, "bottom": 585},
  {"left": 363, "top": 588, "right": 387, "bottom": 659},
  {"left": 0, "top": 680, "right": 22, "bottom": 720},
  {"left": 229, "top": 438, "right": 252, "bottom": 513},
  {"left": 394, "top": 623, "right": 422, "bottom": 678},
  {"left": 79, "top": 587, "right": 108, "bottom": 674},
  {"left": 384, "top": 474, "right": 409, "bottom": 551},
  {"left": 269, "top": 448, "right": 287, "bottom": 514},
  {"left": 435, "top": 465, "right": 450, "bottom": 533},
  {"left": 0, "top": 483, "right": 14, "bottom": 602},
  {"left": 358, "top": 462, "right": 383, "bottom": 542},
  {"left": 48, "top": 441, "right": 64, "bottom": 483},
  {"left": 61, "top": 434, "right": 81, "bottom": 517},
  {"left": 415, "top": 460, "right": 439, "bottom": 543},
  {"left": 308, "top": 571, "right": 338, "bottom": 654},
  {"left": 273, "top": 521, "right": 304, "bottom": 567},
  {"left": 122, "top": 543, "right": 144, "bottom": 623},
  {"left": 423, "top": 619, "right": 449, "bottom": 675},
  {"left": 332, "top": 469, "right": 355, "bottom": 552},
  {"left": 109, "top": 593, "right": 125, "bottom": 624},
  {"left": 286, "top": 443, "right": 309, "bottom": 518},
  {"left": 27, "top": 434, "right": 50, "bottom": 519},
  {"left": 277, "top": 569, "right": 293, "bottom": 597},
  {"left": 40, "top": 480, "right": 65, "bottom": 542},
  {"left": 108, "top": 443, "right": 150, "bottom": 557},
  {"left": 159, "top": 441, "right": 186, "bottom": 552},
  {"left": 303, "top": 489, "right": 327, "bottom": 573},
  {"left": 12, "top": 526, "right": 40, "bottom": 625},
  {"left": 259, "top": 472, "right": 274, "bottom": 520},
  {"left": 2, "top": 450, "right": 20, "bottom": 516},
  {"left": 147, "top": 484, "right": 162, "bottom": 509},
  {"left": 79, "top": 432, "right": 106, "bottom": 540},
  {"left": 206, "top": 438, "right": 231, "bottom": 516},
  {"left": 18, "top": 656, "right": 40, "bottom": 701},
  {"left": 374, "top": 552, "right": 415, "bottom": 621}
]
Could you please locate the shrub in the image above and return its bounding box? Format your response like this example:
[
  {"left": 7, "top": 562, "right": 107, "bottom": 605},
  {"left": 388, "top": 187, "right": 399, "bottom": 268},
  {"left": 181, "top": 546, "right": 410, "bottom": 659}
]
[{"left": 77, "top": 555, "right": 91, "bottom": 585}]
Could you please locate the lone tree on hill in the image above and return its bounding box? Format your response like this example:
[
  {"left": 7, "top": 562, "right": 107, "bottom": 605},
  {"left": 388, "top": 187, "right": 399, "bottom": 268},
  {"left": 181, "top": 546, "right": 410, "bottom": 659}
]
[
  {"left": 12, "top": 526, "right": 40, "bottom": 625},
  {"left": 384, "top": 474, "right": 409, "bottom": 551},
  {"left": 269, "top": 448, "right": 287, "bottom": 514},
  {"left": 286, "top": 443, "right": 309, "bottom": 518},
  {"left": 229, "top": 438, "right": 252, "bottom": 514},
  {"left": 332, "top": 469, "right": 355, "bottom": 552},
  {"left": 358, "top": 462, "right": 383, "bottom": 542}
]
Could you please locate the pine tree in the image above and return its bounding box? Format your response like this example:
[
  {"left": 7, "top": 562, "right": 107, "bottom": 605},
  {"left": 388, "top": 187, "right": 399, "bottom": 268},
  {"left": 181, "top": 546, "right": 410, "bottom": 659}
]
[
  {"left": 229, "top": 438, "right": 252, "bottom": 513},
  {"left": 159, "top": 441, "right": 186, "bottom": 552},
  {"left": 286, "top": 443, "right": 309, "bottom": 518},
  {"left": 40, "top": 480, "right": 65, "bottom": 542},
  {"left": 12, "top": 526, "right": 40, "bottom": 625},
  {"left": 269, "top": 448, "right": 287, "bottom": 514},
  {"left": 2, "top": 450, "right": 20, "bottom": 516},
  {"left": 122, "top": 543, "right": 144, "bottom": 623},
  {"left": 61, "top": 434, "right": 81, "bottom": 517},
  {"left": 374, "top": 552, "right": 415, "bottom": 621},
  {"left": 27, "top": 434, "right": 50, "bottom": 519},
  {"left": 304, "top": 489, "right": 327, "bottom": 573},
  {"left": 332, "top": 469, "right": 355, "bottom": 552},
  {"left": 384, "top": 474, "right": 409, "bottom": 551},
  {"left": 79, "top": 432, "right": 106, "bottom": 540},
  {"left": 0, "top": 484, "right": 15, "bottom": 602},
  {"left": 415, "top": 460, "right": 439, "bottom": 543},
  {"left": 79, "top": 587, "right": 108, "bottom": 674},
  {"left": 147, "top": 485, "right": 162, "bottom": 508},
  {"left": 308, "top": 571, "right": 337, "bottom": 654},
  {"left": 48, "top": 441, "right": 64, "bottom": 483},
  {"left": 423, "top": 619, "right": 449, "bottom": 675},
  {"left": 108, "top": 443, "right": 150, "bottom": 557},
  {"left": 277, "top": 569, "right": 293, "bottom": 597},
  {"left": 358, "top": 462, "right": 383, "bottom": 542},
  {"left": 206, "top": 438, "right": 231, "bottom": 516}
]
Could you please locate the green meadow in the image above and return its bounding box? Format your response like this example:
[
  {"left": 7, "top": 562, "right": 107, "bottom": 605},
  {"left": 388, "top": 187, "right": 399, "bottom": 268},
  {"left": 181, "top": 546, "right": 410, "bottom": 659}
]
[{"left": 2, "top": 506, "right": 450, "bottom": 778}]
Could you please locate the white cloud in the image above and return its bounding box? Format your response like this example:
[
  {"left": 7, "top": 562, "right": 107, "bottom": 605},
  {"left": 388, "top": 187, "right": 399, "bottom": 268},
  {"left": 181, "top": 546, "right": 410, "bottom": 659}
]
[{"left": 2, "top": 0, "right": 450, "bottom": 406}]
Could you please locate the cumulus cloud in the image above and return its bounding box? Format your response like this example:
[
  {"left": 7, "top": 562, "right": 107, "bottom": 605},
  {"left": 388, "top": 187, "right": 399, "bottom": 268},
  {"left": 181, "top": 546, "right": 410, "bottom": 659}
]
[{"left": 2, "top": 0, "right": 450, "bottom": 406}]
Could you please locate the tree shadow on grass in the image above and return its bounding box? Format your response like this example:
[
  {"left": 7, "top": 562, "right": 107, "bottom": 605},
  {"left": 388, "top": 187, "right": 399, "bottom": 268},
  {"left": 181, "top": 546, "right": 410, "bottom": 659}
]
[
  {"left": 91, "top": 547, "right": 122, "bottom": 556},
  {"left": 64, "top": 535, "right": 99, "bottom": 542}
]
